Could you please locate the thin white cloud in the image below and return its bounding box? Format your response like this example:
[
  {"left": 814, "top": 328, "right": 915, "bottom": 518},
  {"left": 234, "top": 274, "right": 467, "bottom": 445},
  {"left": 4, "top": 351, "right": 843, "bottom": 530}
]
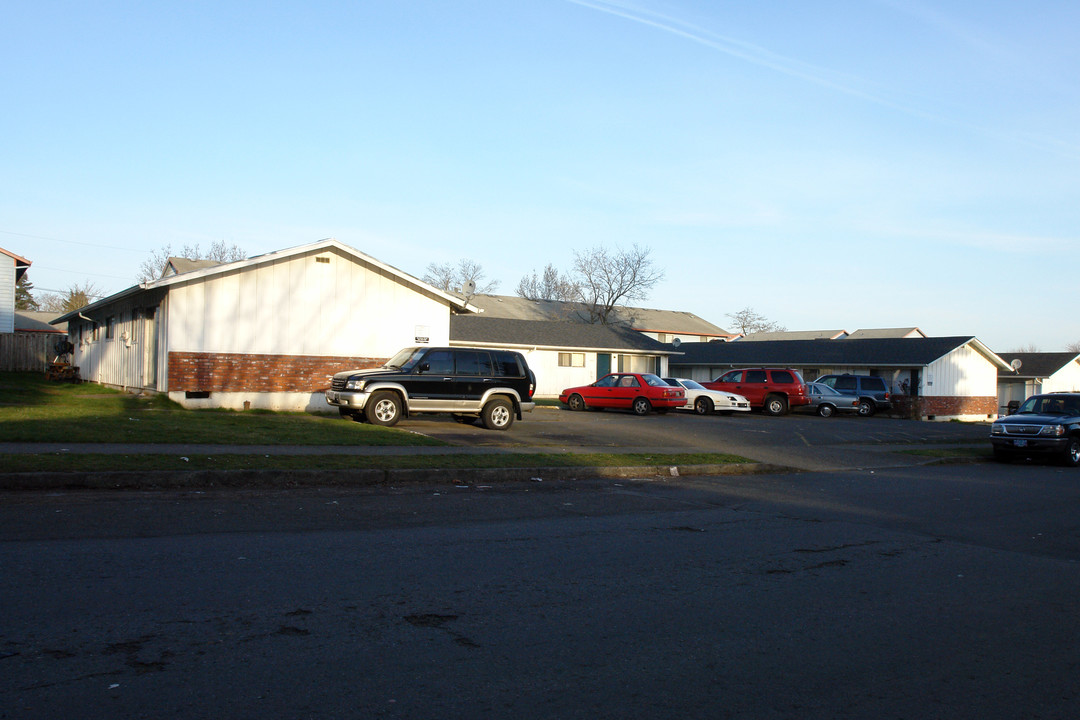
[{"left": 565, "top": 0, "right": 1080, "bottom": 160}]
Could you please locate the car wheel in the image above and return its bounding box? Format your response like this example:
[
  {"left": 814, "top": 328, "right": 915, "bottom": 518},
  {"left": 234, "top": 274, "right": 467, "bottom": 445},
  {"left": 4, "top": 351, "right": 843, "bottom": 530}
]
[
  {"left": 694, "top": 397, "right": 713, "bottom": 415},
  {"left": 1062, "top": 437, "right": 1080, "bottom": 467},
  {"left": 365, "top": 390, "right": 401, "bottom": 426},
  {"left": 481, "top": 398, "right": 514, "bottom": 430},
  {"left": 762, "top": 395, "right": 788, "bottom": 416},
  {"left": 818, "top": 403, "right": 835, "bottom": 418},
  {"left": 632, "top": 397, "right": 652, "bottom": 416},
  {"left": 567, "top": 394, "right": 586, "bottom": 411},
  {"left": 857, "top": 399, "right": 875, "bottom": 416}
]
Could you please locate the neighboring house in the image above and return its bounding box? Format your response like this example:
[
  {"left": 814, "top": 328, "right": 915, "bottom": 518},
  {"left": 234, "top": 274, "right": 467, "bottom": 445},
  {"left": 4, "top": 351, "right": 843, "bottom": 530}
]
[
  {"left": 450, "top": 316, "right": 679, "bottom": 397},
  {"left": 15, "top": 311, "right": 65, "bottom": 335},
  {"left": 1, "top": 247, "right": 32, "bottom": 334},
  {"left": 740, "top": 329, "right": 849, "bottom": 341},
  {"left": 52, "top": 239, "right": 476, "bottom": 411},
  {"left": 464, "top": 294, "right": 736, "bottom": 344},
  {"left": 995, "top": 352, "right": 1080, "bottom": 411},
  {"left": 667, "top": 337, "right": 1012, "bottom": 421},
  {"left": 846, "top": 327, "right": 927, "bottom": 340},
  {"left": 738, "top": 328, "right": 927, "bottom": 342}
]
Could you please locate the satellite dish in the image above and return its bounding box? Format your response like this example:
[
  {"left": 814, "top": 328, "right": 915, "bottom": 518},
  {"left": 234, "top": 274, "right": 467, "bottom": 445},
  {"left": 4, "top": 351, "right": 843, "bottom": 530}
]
[
  {"left": 462, "top": 279, "right": 476, "bottom": 295},
  {"left": 672, "top": 337, "right": 682, "bottom": 348},
  {"left": 1010, "top": 358, "right": 1023, "bottom": 371}
]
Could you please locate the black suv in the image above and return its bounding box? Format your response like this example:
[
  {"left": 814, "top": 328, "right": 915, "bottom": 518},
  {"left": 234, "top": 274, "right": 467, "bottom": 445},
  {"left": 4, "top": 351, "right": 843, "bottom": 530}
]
[
  {"left": 990, "top": 393, "right": 1080, "bottom": 466},
  {"left": 814, "top": 374, "right": 891, "bottom": 416},
  {"left": 325, "top": 346, "right": 536, "bottom": 430}
]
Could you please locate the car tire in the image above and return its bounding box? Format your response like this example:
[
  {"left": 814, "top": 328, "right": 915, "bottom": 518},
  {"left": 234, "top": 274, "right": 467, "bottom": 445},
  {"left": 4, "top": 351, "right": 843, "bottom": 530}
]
[
  {"left": 694, "top": 397, "right": 713, "bottom": 415},
  {"left": 762, "top": 394, "right": 788, "bottom": 416},
  {"left": 818, "top": 403, "right": 835, "bottom": 418},
  {"left": 567, "top": 394, "right": 586, "bottom": 411},
  {"left": 1061, "top": 437, "right": 1080, "bottom": 467},
  {"left": 481, "top": 398, "right": 514, "bottom": 430},
  {"left": 632, "top": 397, "right": 652, "bottom": 416},
  {"left": 365, "top": 390, "right": 402, "bottom": 427},
  {"left": 857, "top": 399, "right": 875, "bottom": 417}
]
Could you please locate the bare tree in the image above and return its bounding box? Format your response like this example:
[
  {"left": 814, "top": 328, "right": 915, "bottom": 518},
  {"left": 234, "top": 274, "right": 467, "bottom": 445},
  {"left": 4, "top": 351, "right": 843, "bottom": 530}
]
[
  {"left": 422, "top": 259, "right": 499, "bottom": 299},
  {"left": 38, "top": 281, "right": 104, "bottom": 313},
  {"left": 1009, "top": 343, "right": 1040, "bottom": 353},
  {"left": 517, "top": 264, "right": 579, "bottom": 302},
  {"left": 571, "top": 244, "right": 664, "bottom": 325},
  {"left": 725, "top": 307, "right": 787, "bottom": 335},
  {"left": 138, "top": 240, "right": 246, "bottom": 282},
  {"left": 1067, "top": 340, "right": 1080, "bottom": 354}
]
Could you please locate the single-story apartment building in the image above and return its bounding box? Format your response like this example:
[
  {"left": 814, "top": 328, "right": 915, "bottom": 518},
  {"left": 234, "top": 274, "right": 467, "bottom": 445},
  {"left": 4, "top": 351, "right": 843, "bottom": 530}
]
[
  {"left": 53, "top": 239, "right": 477, "bottom": 411},
  {"left": 667, "top": 336, "right": 1013, "bottom": 421},
  {"left": 450, "top": 315, "right": 678, "bottom": 397},
  {"left": 994, "top": 352, "right": 1080, "bottom": 411}
]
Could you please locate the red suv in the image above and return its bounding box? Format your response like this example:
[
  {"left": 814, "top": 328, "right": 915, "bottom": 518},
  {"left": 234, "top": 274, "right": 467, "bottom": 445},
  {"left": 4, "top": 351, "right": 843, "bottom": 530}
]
[{"left": 702, "top": 368, "right": 810, "bottom": 416}]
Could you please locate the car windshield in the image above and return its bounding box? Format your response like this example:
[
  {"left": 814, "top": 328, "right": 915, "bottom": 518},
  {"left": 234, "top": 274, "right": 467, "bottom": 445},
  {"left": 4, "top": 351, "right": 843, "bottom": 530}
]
[
  {"left": 1018, "top": 395, "right": 1079, "bottom": 415},
  {"left": 678, "top": 379, "right": 705, "bottom": 390},
  {"left": 384, "top": 348, "right": 426, "bottom": 370},
  {"left": 642, "top": 374, "right": 668, "bottom": 387}
]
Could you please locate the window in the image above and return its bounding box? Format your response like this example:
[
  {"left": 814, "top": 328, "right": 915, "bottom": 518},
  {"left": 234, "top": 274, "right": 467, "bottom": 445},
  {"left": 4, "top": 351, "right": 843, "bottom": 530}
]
[
  {"left": 558, "top": 352, "right": 585, "bottom": 368},
  {"left": 835, "top": 377, "right": 858, "bottom": 391},
  {"left": 745, "top": 370, "right": 768, "bottom": 383},
  {"left": 492, "top": 351, "right": 524, "bottom": 377},
  {"left": 420, "top": 350, "right": 455, "bottom": 375},
  {"left": 105, "top": 317, "right": 115, "bottom": 340},
  {"left": 455, "top": 351, "right": 492, "bottom": 376},
  {"left": 772, "top": 371, "right": 794, "bottom": 384},
  {"left": 719, "top": 370, "right": 742, "bottom": 383}
]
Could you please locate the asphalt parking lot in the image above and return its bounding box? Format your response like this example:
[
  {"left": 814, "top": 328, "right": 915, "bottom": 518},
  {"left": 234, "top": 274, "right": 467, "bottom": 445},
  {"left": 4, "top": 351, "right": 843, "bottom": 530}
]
[{"left": 398, "top": 404, "right": 992, "bottom": 471}]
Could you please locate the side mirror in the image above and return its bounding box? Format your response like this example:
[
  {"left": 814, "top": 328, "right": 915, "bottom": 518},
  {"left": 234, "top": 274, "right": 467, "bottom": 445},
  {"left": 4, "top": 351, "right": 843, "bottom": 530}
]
[{"left": 416, "top": 363, "right": 430, "bottom": 374}]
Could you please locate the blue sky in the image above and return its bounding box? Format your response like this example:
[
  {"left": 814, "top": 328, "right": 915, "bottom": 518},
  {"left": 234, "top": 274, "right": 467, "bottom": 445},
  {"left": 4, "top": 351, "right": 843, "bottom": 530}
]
[{"left": 4, "top": 0, "right": 1078, "bottom": 351}]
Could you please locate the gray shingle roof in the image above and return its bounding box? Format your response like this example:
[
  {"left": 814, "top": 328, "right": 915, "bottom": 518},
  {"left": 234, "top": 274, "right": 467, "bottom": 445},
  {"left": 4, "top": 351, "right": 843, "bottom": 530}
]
[
  {"left": 994, "top": 352, "right": 1080, "bottom": 379},
  {"left": 464, "top": 294, "right": 730, "bottom": 336},
  {"left": 451, "top": 316, "right": 676, "bottom": 353},
  {"left": 668, "top": 337, "right": 1002, "bottom": 368}
]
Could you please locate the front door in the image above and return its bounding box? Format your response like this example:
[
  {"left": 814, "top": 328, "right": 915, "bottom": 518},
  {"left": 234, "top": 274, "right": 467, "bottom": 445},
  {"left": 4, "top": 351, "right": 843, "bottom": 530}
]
[{"left": 596, "top": 353, "right": 611, "bottom": 380}]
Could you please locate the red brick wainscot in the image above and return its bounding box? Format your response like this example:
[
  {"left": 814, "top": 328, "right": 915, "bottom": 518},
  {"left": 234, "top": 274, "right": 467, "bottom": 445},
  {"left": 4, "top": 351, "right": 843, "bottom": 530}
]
[
  {"left": 890, "top": 395, "right": 997, "bottom": 420},
  {"left": 168, "top": 352, "right": 385, "bottom": 393}
]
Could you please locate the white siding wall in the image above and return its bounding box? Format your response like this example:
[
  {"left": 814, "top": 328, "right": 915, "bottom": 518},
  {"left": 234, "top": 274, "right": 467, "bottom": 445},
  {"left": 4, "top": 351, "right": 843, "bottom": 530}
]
[
  {"left": 923, "top": 345, "right": 998, "bottom": 399},
  {"left": 0, "top": 258, "right": 14, "bottom": 334},
  {"left": 68, "top": 299, "right": 162, "bottom": 390},
  {"left": 525, "top": 350, "right": 598, "bottom": 397},
  {"left": 166, "top": 249, "right": 450, "bottom": 357},
  {"left": 1044, "top": 360, "right": 1080, "bottom": 393}
]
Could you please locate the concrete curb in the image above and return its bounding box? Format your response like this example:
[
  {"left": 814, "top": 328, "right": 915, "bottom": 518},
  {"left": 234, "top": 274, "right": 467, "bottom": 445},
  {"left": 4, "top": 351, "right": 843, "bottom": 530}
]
[{"left": 0, "top": 462, "right": 794, "bottom": 491}]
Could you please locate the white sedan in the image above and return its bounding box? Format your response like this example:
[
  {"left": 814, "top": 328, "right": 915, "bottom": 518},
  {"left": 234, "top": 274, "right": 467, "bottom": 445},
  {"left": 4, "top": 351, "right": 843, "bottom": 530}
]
[{"left": 663, "top": 377, "right": 751, "bottom": 415}]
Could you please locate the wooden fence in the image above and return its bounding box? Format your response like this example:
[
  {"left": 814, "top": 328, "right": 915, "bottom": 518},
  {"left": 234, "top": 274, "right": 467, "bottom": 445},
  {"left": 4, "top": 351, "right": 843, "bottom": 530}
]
[{"left": 0, "top": 333, "right": 59, "bottom": 372}]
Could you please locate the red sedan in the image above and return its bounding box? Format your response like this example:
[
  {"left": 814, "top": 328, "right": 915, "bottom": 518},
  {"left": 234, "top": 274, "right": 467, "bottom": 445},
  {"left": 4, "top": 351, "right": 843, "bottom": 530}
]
[{"left": 560, "top": 373, "right": 685, "bottom": 415}]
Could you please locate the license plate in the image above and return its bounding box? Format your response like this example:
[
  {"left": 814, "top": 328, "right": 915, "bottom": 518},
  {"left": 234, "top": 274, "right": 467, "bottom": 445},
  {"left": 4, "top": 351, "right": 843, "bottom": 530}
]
[{"left": 1013, "top": 439, "right": 1028, "bottom": 448}]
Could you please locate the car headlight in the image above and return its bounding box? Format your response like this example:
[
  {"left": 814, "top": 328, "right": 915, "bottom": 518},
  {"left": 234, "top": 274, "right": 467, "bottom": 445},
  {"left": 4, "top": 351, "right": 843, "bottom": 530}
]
[
  {"left": 1040, "top": 425, "right": 1065, "bottom": 437},
  {"left": 991, "top": 424, "right": 1003, "bottom": 435},
  {"left": 345, "top": 378, "right": 367, "bottom": 391}
]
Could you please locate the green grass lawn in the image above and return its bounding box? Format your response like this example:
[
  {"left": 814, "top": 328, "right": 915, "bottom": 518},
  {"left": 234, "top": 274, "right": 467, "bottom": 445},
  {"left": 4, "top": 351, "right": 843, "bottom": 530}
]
[{"left": 0, "top": 372, "right": 444, "bottom": 446}]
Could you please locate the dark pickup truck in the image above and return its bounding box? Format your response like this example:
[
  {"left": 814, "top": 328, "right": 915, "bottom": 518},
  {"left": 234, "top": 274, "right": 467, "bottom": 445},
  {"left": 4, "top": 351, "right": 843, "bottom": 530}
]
[{"left": 990, "top": 393, "right": 1080, "bottom": 466}]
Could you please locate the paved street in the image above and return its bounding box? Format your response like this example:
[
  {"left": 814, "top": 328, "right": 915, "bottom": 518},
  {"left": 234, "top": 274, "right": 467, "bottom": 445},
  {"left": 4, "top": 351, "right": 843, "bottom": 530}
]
[{"left": 3, "top": 459, "right": 1079, "bottom": 719}]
